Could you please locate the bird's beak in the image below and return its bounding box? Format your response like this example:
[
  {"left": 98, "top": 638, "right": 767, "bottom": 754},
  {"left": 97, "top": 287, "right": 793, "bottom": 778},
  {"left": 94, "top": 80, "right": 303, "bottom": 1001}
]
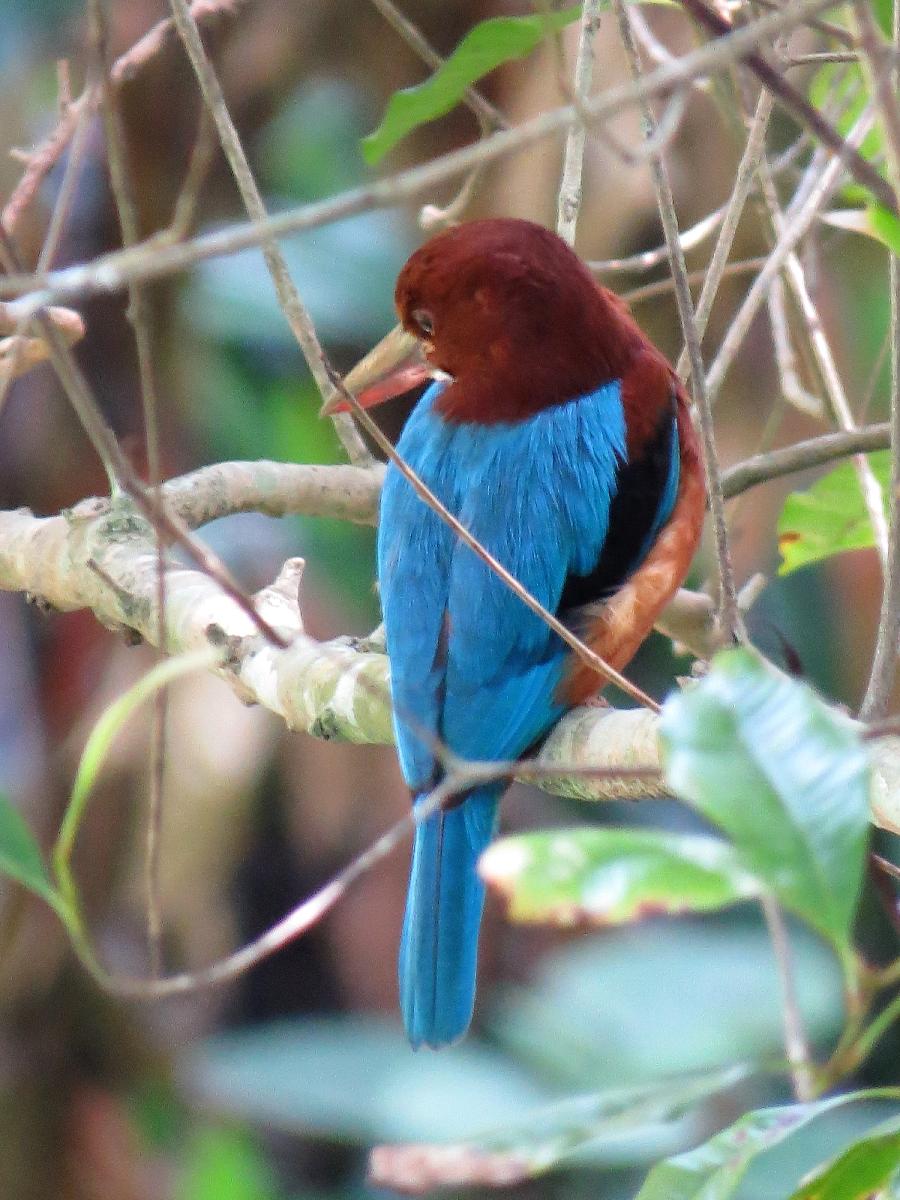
[{"left": 321, "top": 323, "right": 436, "bottom": 415}]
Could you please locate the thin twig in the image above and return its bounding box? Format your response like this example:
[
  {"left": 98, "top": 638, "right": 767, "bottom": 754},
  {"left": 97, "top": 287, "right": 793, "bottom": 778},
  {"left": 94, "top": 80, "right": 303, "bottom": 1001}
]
[
  {"left": 766, "top": 274, "right": 823, "bottom": 416},
  {"left": 613, "top": 0, "right": 744, "bottom": 643},
  {"left": 0, "top": 227, "right": 123, "bottom": 491},
  {"left": 675, "top": 89, "right": 774, "bottom": 380},
  {"left": 0, "top": 70, "right": 94, "bottom": 412},
  {"left": 557, "top": 0, "right": 602, "bottom": 245},
  {"left": 167, "top": 105, "right": 217, "bottom": 241},
  {"left": 91, "top": 0, "right": 169, "bottom": 977},
  {"left": 590, "top": 209, "right": 728, "bottom": 276},
  {"left": 56, "top": 756, "right": 658, "bottom": 1000},
  {"left": 784, "top": 51, "right": 863, "bottom": 66},
  {"left": 860, "top": 325, "right": 894, "bottom": 423},
  {"left": 721, "top": 424, "right": 890, "bottom": 497},
  {"left": 761, "top": 895, "right": 815, "bottom": 1101},
  {"left": 621, "top": 256, "right": 767, "bottom": 304},
  {"left": 165, "top": 0, "right": 374, "bottom": 469}
]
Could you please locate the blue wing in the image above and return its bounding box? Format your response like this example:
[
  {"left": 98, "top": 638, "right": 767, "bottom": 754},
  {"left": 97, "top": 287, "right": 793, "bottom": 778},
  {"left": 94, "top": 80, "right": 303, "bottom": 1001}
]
[{"left": 377, "top": 380, "right": 627, "bottom": 779}]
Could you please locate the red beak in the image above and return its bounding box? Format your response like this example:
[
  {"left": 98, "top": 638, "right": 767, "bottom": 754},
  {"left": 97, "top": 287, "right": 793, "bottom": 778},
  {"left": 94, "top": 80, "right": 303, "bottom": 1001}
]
[{"left": 322, "top": 324, "right": 434, "bottom": 415}]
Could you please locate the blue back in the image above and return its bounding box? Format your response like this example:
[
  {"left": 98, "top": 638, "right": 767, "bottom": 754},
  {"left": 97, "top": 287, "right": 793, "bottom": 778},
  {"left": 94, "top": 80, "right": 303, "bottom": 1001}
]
[{"left": 378, "top": 381, "right": 627, "bottom": 788}]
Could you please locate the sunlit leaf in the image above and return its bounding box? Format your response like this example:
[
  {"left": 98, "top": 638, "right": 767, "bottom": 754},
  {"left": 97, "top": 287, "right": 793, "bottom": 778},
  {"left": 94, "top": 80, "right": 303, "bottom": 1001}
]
[
  {"left": 787, "top": 1114, "right": 900, "bottom": 1200},
  {"left": 777, "top": 451, "right": 888, "bottom": 575},
  {"left": 659, "top": 649, "right": 870, "bottom": 963},
  {"left": 480, "top": 829, "right": 760, "bottom": 926},
  {"left": 362, "top": 7, "right": 581, "bottom": 165},
  {"left": 636, "top": 1091, "right": 900, "bottom": 1200},
  {"left": 368, "top": 1067, "right": 748, "bottom": 1193},
  {"left": 0, "top": 792, "right": 56, "bottom": 905}
]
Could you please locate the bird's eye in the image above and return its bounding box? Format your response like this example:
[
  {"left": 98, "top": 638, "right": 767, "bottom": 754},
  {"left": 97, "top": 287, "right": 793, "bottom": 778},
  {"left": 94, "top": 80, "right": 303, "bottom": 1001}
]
[{"left": 412, "top": 309, "right": 435, "bottom": 337}]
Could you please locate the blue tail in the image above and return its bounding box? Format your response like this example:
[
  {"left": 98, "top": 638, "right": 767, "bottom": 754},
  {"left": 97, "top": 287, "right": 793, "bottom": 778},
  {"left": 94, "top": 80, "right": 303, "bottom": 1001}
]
[{"left": 399, "top": 787, "right": 500, "bottom": 1048}]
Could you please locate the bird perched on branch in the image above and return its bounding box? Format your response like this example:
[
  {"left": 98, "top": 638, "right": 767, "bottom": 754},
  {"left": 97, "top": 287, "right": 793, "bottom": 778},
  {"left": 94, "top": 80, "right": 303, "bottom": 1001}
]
[{"left": 332, "top": 218, "right": 705, "bottom": 1048}]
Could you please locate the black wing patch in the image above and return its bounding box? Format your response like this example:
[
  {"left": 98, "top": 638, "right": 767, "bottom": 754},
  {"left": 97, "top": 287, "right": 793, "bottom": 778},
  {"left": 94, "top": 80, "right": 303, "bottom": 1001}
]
[{"left": 558, "top": 394, "right": 678, "bottom": 615}]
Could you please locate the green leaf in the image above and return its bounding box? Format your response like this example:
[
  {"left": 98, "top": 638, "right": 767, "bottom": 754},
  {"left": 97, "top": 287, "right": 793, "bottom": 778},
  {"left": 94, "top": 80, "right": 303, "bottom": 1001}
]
[
  {"left": 362, "top": 7, "right": 580, "bottom": 165},
  {"left": 869, "top": 202, "right": 900, "bottom": 255},
  {"left": 187, "top": 1015, "right": 553, "bottom": 1145},
  {"left": 0, "top": 792, "right": 56, "bottom": 906},
  {"left": 636, "top": 1091, "right": 900, "bottom": 1200},
  {"left": 873, "top": 0, "right": 894, "bottom": 36},
  {"left": 367, "top": 1067, "right": 748, "bottom": 1192},
  {"left": 787, "top": 1114, "right": 900, "bottom": 1200},
  {"left": 56, "top": 650, "right": 218, "bottom": 879},
  {"left": 179, "top": 1127, "right": 284, "bottom": 1200},
  {"left": 777, "top": 451, "right": 889, "bottom": 575},
  {"left": 493, "top": 923, "right": 844, "bottom": 1092},
  {"left": 480, "top": 829, "right": 761, "bottom": 925},
  {"left": 659, "top": 649, "right": 870, "bottom": 961}
]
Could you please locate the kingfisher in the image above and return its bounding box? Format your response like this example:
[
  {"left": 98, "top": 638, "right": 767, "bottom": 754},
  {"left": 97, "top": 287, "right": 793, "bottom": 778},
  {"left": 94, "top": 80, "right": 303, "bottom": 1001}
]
[{"left": 334, "top": 218, "right": 705, "bottom": 1048}]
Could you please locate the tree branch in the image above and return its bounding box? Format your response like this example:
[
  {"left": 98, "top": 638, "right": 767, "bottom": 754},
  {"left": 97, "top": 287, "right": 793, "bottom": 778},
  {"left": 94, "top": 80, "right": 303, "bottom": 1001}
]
[
  {"left": 163, "top": 459, "right": 384, "bottom": 527},
  {"left": 720, "top": 424, "right": 890, "bottom": 497},
  {"left": 5, "top": 495, "right": 899, "bottom": 829},
  {"left": 557, "top": 0, "right": 602, "bottom": 245}
]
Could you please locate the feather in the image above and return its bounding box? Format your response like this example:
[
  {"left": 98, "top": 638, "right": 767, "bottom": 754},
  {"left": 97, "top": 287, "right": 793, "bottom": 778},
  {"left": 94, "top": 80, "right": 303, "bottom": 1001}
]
[
  {"left": 379, "top": 379, "right": 626, "bottom": 783},
  {"left": 399, "top": 789, "right": 498, "bottom": 1048}
]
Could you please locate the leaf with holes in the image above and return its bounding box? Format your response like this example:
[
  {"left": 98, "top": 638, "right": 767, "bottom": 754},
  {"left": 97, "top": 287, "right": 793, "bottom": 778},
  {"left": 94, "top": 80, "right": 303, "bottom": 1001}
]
[
  {"left": 368, "top": 1067, "right": 747, "bottom": 1193},
  {"left": 0, "top": 792, "right": 57, "bottom": 907},
  {"left": 777, "top": 451, "right": 888, "bottom": 575},
  {"left": 361, "top": 7, "right": 581, "bottom": 165},
  {"left": 479, "top": 829, "right": 761, "bottom": 926},
  {"left": 659, "top": 649, "right": 869, "bottom": 967},
  {"left": 637, "top": 1091, "right": 900, "bottom": 1200}
]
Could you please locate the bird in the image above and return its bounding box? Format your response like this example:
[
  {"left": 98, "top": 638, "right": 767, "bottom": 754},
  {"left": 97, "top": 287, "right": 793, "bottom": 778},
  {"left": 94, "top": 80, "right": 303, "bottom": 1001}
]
[{"left": 340, "top": 218, "right": 706, "bottom": 1048}]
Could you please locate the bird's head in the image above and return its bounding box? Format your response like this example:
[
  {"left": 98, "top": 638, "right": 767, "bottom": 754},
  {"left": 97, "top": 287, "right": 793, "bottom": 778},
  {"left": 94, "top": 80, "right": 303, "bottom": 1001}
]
[{"left": 331, "top": 218, "right": 646, "bottom": 423}]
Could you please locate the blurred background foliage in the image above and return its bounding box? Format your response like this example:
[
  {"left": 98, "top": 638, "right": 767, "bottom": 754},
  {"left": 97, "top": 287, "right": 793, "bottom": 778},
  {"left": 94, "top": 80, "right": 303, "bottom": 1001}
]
[{"left": 0, "top": 0, "right": 897, "bottom": 1197}]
